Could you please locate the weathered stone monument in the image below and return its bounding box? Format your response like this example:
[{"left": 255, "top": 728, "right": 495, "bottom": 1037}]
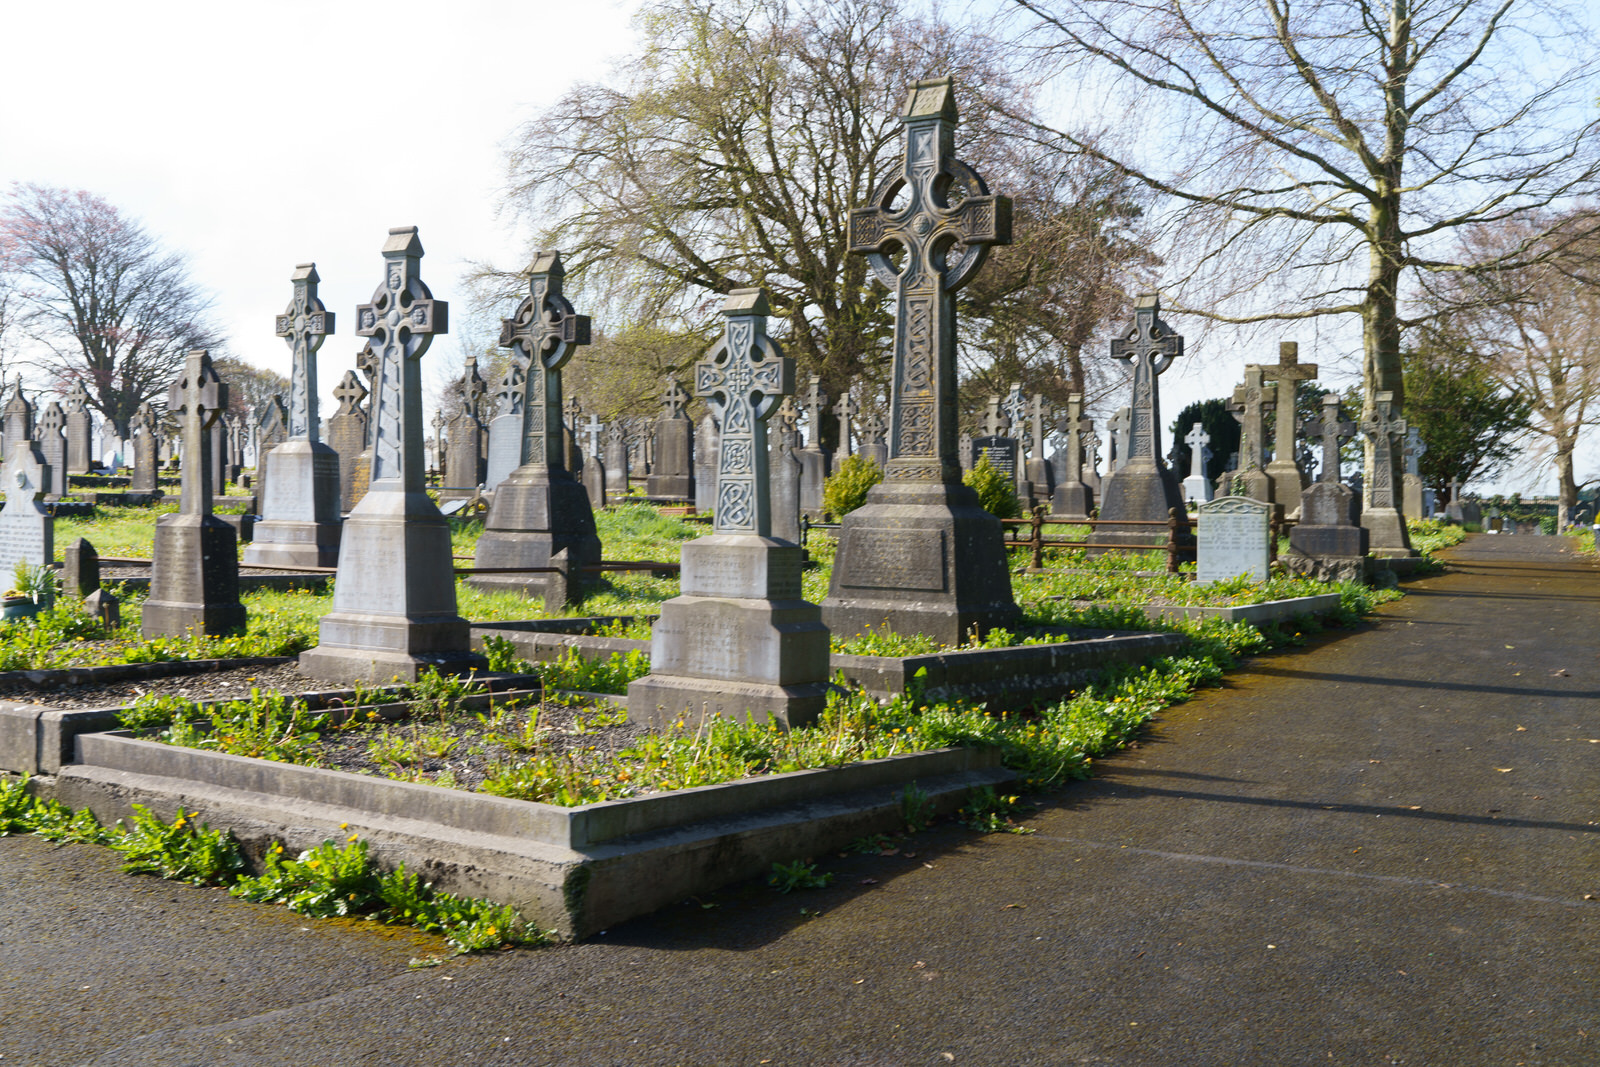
[
  {"left": 1000, "top": 383, "right": 1032, "bottom": 503},
  {"left": 483, "top": 361, "right": 526, "bottom": 494},
  {"left": 299, "top": 227, "right": 482, "bottom": 682},
  {"left": 1089, "top": 295, "right": 1186, "bottom": 550},
  {"left": 770, "top": 396, "right": 803, "bottom": 543},
  {"left": 254, "top": 394, "right": 288, "bottom": 505},
  {"left": 1285, "top": 390, "right": 1367, "bottom": 580},
  {"left": 833, "top": 389, "right": 859, "bottom": 459},
  {"left": 62, "top": 537, "right": 99, "bottom": 599},
  {"left": 1195, "top": 496, "right": 1271, "bottom": 585},
  {"left": 604, "top": 420, "right": 630, "bottom": 504},
  {"left": 859, "top": 409, "right": 888, "bottom": 468},
  {"left": 693, "top": 412, "right": 719, "bottom": 513},
  {"left": 821, "top": 77, "right": 1019, "bottom": 644},
  {"left": 246, "top": 263, "right": 344, "bottom": 569},
  {"left": 1359, "top": 390, "right": 1415, "bottom": 557},
  {"left": 470, "top": 250, "right": 601, "bottom": 608},
  {"left": 646, "top": 379, "right": 695, "bottom": 501},
  {"left": 65, "top": 382, "right": 95, "bottom": 475},
  {"left": 37, "top": 402, "right": 66, "bottom": 498},
  {"left": 131, "top": 403, "right": 160, "bottom": 494},
  {"left": 1181, "top": 422, "right": 1214, "bottom": 504},
  {"left": 328, "top": 370, "right": 369, "bottom": 513},
  {"left": 443, "top": 355, "right": 487, "bottom": 497},
  {"left": 1025, "top": 394, "right": 1053, "bottom": 508},
  {"left": 628, "top": 289, "right": 826, "bottom": 728},
  {"left": 796, "top": 375, "right": 830, "bottom": 520},
  {"left": 142, "top": 350, "right": 246, "bottom": 637},
  {"left": 581, "top": 414, "right": 607, "bottom": 508},
  {"left": 1401, "top": 426, "right": 1427, "bottom": 519},
  {"left": 2, "top": 379, "right": 34, "bottom": 462},
  {"left": 1049, "top": 394, "right": 1095, "bottom": 520},
  {"left": 1227, "top": 365, "right": 1275, "bottom": 501},
  {"left": 1262, "top": 342, "right": 1317, "bottom": 506},
  {"left": 0, "top": 434, "right": 52, "bottom": 587}
]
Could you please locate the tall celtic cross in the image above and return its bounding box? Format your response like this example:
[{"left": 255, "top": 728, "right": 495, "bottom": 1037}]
[
  {"left": 1055, "top": 393, "right": 1092, "bottom": 483},
  {"left": 1108, "top": 294, "right": 1183, "bottom": 468},
  {"left": 275, "top": 263, "right": 335, "bottom": 441},
  {"left": 661, "top": 379, "right": 689, "bottom": 420},
  {"left": 833, "top": 391, "right": 858, "bottom": 454},
  {"left": 802, "top": 375, "right": 828, "bottom": 449},
  {"left": 167, "top": 350, "right": 227, "bottom": 515},
  {"left": 1001, "top": 383, "right": 1027, "bottom": 440},
  {"left": 1262, "top": 342, "right": 1317, "bottom": 469},
  {"left": 1403, "top": 426, "right": 1426, "bottom": 476},
  {"left": 498, "top": 251, "right": 590, "bottom": 472},
  {"left": 1231, "top": 365, "right": 1274, "bottom": 471},
  {"left": 430, "top": 408, "right": 446, "bottom": 468},
  {"left": 1184, "top": 423, "right": 1210, "bottom": 479},
  {"left": 460, "top": 354, "right": 488, "bottom": 421},
  {"left": 564, "top": 394, "right": 582, "bottom": 431},
  {"left": 849, "top": 76, "right": 1011, "bottom": 483},
  {"left": 694, "top": 289, "right": 794, "bottom": 537},
  {"left": 356, "top": 227, "right": 448, "bottom": 492},
  {"left": 1361, "top": 391, "right": 1407, "bottom": 509},
  {"left": 1304, "top": 392, "right": 1353, "bottom": 484}
]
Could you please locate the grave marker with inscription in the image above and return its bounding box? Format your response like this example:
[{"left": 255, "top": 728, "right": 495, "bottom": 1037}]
[
  {"left": 483, "top": 361, "right": 526, "bottom": 494},
  {"left": 327, "top": 369, "right": 369, "bottom": 513},
  {"left": 646, "top": 379, "right": 695, "bottom": 501},
  {"left": 0, "top": 435, "right": 52, "bottom": 588},
  {"left": 1195, "top": 496, "right": 1271, "bottom": 585}
]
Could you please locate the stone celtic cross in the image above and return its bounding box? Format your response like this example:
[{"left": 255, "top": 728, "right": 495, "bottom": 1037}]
[
  {"left": 1403, "top": 426, "right": 1427, "bottom": 476},
  {"left": 39, "top": 402, "right": 64, "bottom": 437},
  {"left": 1055, "top": 393, "right": 1093, "bottom": 483},
  {"left": 1028, "top": 394, "right": 1047, "bottom": 459},
  {"left": 1361, "top": 391, "right": 1407, "bottom": 509},
  {"left": 1106, "top": 406, "right": 1131, "bottom": 471},
  {"left": 849, "top": 76, "right": 1011, "bottom": 483},
  {"left": 1304, "top": 392, "right": 1354, "bottom": 484},
  {"left": 1231, "top": 365, "right": 1274, "bottom": 471},
  {"left": 1109, "top": 294, "right": 1183, "bottom": 468},
  {"left": 1001, "top": 383, "right": 1027, "bottom": 438},
  {"left": 356, "top": 227, "right": 448, "bottom": 491},
  {"left": 802, "top": 375, "right": 828, "bottom": 449},
  {"left": 431, "top": 408, "right": 446, "bottom": 468},
  {"left": 1262, "top": 342, "right": 1317, "bottom": 470},
  {"left": 167, "top": 350, "right": 227, "bottom": 515},
  {"left": 496, "top": 363, "right": 526, "bottom": 417},
  {"left": 499, "top": 252, "right": 590, "bottom": 472},
  {"left": 695, "top": 289, "right": 794, "bottom": 537},
  {"left": 66, "top": 380, "right": 91, "bottom": 413},
  {"left": 982, "top": 396, "right": 1007, "bottom": 438},
  {"left": 1185, "top": 423, "right": 1210, "bottom": 479},
  {"left": 661, "top": 380, "right": 689, "bottom": 420},
  {"left": 583, "top": 414, "right": 603, "bottom": 460},
  {"left": 275, "top": 263, "right": 335, "bottom": 441},
  {"left": 833, "top": 391, "right": 858, "bottom": 454},
  {"left": 332, "top": 370, "right": 368, "bottom": 418}
]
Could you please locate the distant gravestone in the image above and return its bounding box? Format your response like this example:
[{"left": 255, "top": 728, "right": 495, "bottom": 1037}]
[
  {"left": 646, "top": 380, "right": 695, "bottom": 501},
  {"left": 443, "top": 355, "right": 487, "bottom": 497},
  {"left": 1196, "top": 496, "right": 1270, "bottom": 586},
  {"left": 1049, "top": 393, "right": 1094, "bottom": 520},
  {"left": 770, "top": 396, "right": 803, "bottom": 544},
  {"left": 581, "top": 414, "right": 606, "bottom": 508},
  {"left": 859, "top": 409, "right": 888, "bottom": 469},
  {"left": 62, "top": 536, "right": 99, "bottom": 598},
  {"left": 1001, "top": 384, "right": 1032, "bottom": 503},
  {"left": 327, "top": 370, "right": 369, "bottom": 513},
  {"left": 1401, "top": 426, "right": 1427, "bottom": 519},
  {"left": 1181, "top": 422, "right": 1214, "bottom": 504},
  {"left": 483, "top": 361, "right": 526, "bottom": 493},
  {"left": 1261, "top": 342, "right": 1317, "bottom": 504},
  {"left": 693, "top": 412, "right": 719, "bottom": 513},
  {"left": 973, "top": 434, "right": 1018, "bottom": 482},
  {"left": 1228, "top": 365, "right": 1275, "bottom": 502},
  {"left": 796, "top": 374, "right": 830, "bottom": 520},
  {"left": 255, "top": 394, "right": 288, "bottom": 505},
  {"left": 65, "top": 382, "right": 95, "bottom": 474},
  {"left": 604, "top": 420, "right": 630, "bottom": 504},
  {"left": 37, "top": 402, "right": 66, "bottom": 498},
  {"left": 1025, "top": 394, "right": 1052, "bottom": 507},
  {"left": 0, "top": 437, "right": 52, "bottom": 586},
  {"left": 1, "top": 378, "right": 34, "bottom": 462},
  {"left": 131, "top": 403, "right": 160, "bottom": 493},
  {"left": 1359, "top": 390, "right": 1415, "bottom": 557}
]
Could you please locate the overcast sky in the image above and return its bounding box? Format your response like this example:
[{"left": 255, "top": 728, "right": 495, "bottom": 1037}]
[{"left": 0, "top": 0, "right": 1585, "bottom": 497}]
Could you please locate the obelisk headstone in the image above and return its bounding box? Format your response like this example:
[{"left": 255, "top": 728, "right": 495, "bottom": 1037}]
[
  {"left": 65, "top": 381, "right": 95, "bottom": 475},
  {"left": 646, "top": 379, "right": 695, "bottom": 501},
  {"left": 142, "top": 350, "right": 246, "bottom": 637},
  {"left": 821, "top": 77, "right": 1019, "bottom": 645},
  {"left": 299, "top": 227, "right": 483, "bottom": 682},
  {"left": 628, "top": 289, "right": 827, "bottom": 729},
  {"left": 1360, "top": 390, "right": 1415, "bottom": 557}
]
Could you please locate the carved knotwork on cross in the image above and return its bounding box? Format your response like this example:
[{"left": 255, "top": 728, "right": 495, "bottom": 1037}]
[
  {"left": 849, "top": 77, "right": 1011, "bottom": 483},
  {"left": 498, "top": 252, "right": 589, "bottom": 472},
  {"left": 1361, "top": 391, "right": 1407, "bottom": 509},
  {"left": 695, "top": 289, "right": 794, "bottom": 537},
  {"left": 275, "top": 263, "right": 335, "bottom": 441},
  {"left": 1230, "top": 365, "right": 1274, "bottom": 472},
  {"left": 332, "top": 370, "right": 368, "bottom": 419},
  {"left": 1303, "top": 392, "right": 1354, "bottom": 485},
  {"left": 356, "top": 227, "right": 448, "bottom": 490},
  {"left": 1109, "top": 294, "right": 1183, "bottom": 469},
  {"left": 167, "top": 349, "right": 228, "bottom": 515},
  {"left": 1054, "top": 394, "right": 1093, "bottom": 484}
]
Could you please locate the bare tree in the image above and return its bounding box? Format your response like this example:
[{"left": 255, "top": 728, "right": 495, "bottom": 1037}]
[
  {"left": 0, "top": 184, "right": 226, "bottom": 436},
  {"left": 211, "top": 357, "right": 289, "bottom": 421},
  {"left": 1006, "top": 0, "right": 1600, "bottom": 490}
]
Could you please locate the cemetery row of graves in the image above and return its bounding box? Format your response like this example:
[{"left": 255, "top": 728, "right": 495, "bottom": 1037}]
[{"left": 0, "top": 77, "right": 1529, "bottom": 942}]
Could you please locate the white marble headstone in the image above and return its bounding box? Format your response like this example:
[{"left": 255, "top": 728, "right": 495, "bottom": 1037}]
[{"left": 1196, "top": 496, "right": 1270, "bottom": 585}]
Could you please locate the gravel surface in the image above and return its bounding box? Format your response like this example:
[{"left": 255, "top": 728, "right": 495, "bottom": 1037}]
[{"left": 0, "top": 662, "right": 309, "bottom": 709}]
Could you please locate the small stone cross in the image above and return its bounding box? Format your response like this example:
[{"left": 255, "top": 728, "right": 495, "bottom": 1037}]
[
  {"left": 694, "top": 289, "right": 794, "bottom": 537},
  {"left": 1184, "top": 422, "right": 1210, "bottom": 479},
  {"left": 431, "top": 408, "right": 446, "bottom": 469},
  {"left": 1054, "top": 394, "right": 1093, "bottom": 483},
  {"left": 1303, "top": 392, "right": 1354, "bottom": 484},
  {"left": 1262, "top": 341, "right": 1317, "bottom": 471},
  {"left": 661, "top": 380, "right": 689, "bottom": 420},
  {"left": 584, "top": 414, "right": 603, "bottom": 460},
  {"left": 496, "top": 363, "right": 526, "bottom": 417},
  {"left": 66, "top": 380, "right": 91, "bottom": 413},
  {"left": 167, "top": 349, "right": 227, "bottom": 515},
  {"left": 1109, "top": 294, "right": 1183, "bottom": 468},
  {"left": 982, "top": 396, "right": 1008, "bottom": 438},
  {"left": 333, "top": 370, "right": 368, "bottom": 418},
  {"left": 1001, "top": 383, "right": 1027, "bottom": 437},
  {"left": 1106, "top": 407, "right": 1131, "bottom": 472},
  {"left": 1361, "top": 391, "right": 1407, "bottom": 509},
  {"left": 1027, "top": 394, "right": 1048, "bottom": 459},
  {"left": 1230, "top": 365, "right": 1275, "bottom": 471},
  {"left": 275, "top": 263, "right": 335, "bottom": 441},
  {"left": 1403, "top": 426, "right": 1427, "bottom": 476}
]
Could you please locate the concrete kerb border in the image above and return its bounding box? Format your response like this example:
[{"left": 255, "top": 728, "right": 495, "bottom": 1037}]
[{"left": 1135, "top": 592, "right": 1344, "bottom": 626}]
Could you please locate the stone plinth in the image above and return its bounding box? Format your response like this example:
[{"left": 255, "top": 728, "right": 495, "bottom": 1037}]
[
  {"left": 647, "top": 416, "right": 694, "bottom": 500},
  {"left": 628, "top": 535, "right": 828, "bottom": 729},
  {"left": 244, "top": 440, "right": 343, "bottom": 568},
  {"left": 470, "top": 472, "right": 600, "bottom": 609},
  {"left": 1050, "top": 480, "right": 1094, "bottom": 521},
  {"left": 1091, "top": 465, "right": 1185, "bottom": 550},
  {"left": 142, "top": 513, "right": 246, "bottom": 637}
]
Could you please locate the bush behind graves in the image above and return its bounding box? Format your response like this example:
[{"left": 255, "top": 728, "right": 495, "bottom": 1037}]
[
  {"left": 963, "top": 454, "right": 1021, "bottom": 519},
  {"left": 822, "top": 454, "right": 883, "bottom": 519}
]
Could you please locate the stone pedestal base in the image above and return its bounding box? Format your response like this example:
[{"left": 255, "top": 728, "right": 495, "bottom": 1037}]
[
  {"left": 1266, "top": 462, "right": 1304, "bottom": 510},
  {"left": 1181, "top": 474, "right": 1213, "bottom": 504},
  {"left": 1090, "top": 463, "right": 1186, "bottom": 552},
  {"left": 820, "top": 479, "right": 1018, "bottom": 647},
  {"left": 1360, "top": 506, "right": 1415, "bottom": 557},
  {"left": 470, "top": 467, "right": 601, "bottom": 609},
  {"left": 1049, "top": 481, "right": 1094, "bottom": 521},
  {"left": 1288, "top": 523, "right": 1368, "bottom": 559},
  {"left": 142, "top": 513, "right": 246, "bottom": 638},
  {"left": 627, "top": 535, "right": 829, "bottom": 730},
  {"left": 246, "top": 440, "right": 342, "bottom": 568},
  {"left": 298, "top": 489, "right": 484, "bottom": 684},
  {"left": 645, "top": 473, "right": 693, "bottom": 501}
]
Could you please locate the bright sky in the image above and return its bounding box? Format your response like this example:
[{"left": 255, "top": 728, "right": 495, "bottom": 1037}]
[{"left": 0, "top": 0, "right": 1585, "bottom": 499}]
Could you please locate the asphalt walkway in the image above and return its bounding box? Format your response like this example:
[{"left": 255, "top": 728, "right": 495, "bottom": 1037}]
[{"left": 2, "top": 533, "right": 1596, "bottom": 1066}]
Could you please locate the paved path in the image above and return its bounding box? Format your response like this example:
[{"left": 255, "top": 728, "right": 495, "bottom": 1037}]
[{"left": 3, "top": 534, "right": 1596, "bottom": 1066}]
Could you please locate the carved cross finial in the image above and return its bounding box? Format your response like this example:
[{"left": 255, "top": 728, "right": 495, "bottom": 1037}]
[
  {"left": 1109, "top": 294, "right": 1183, "bottom": 468},
  {"left": 276, "top": 262, "right": 335, "bottom": 441},
  {"left": 695, "top": 288, "right": 794, "bottom": 537},
  {"left": 332, "top": 370, "right": 368, "bottom": 418},
  {"left": 662, "top": 380, "right": 689, "bottom": 419},
  {"left": 167, "top": 349, "right": 227, "bottom": 515},
  {"left": 499, "top": 250, "right": 590, "bottom": 471}
]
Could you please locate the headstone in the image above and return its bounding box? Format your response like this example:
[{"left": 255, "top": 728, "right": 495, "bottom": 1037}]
[
  {"left": 141, "top": 350, "right": 246, "bottom": 637},
  {"left": 770, "top": 396, "right": 803, "bottom": 544},
  {"left": 483, "top": 361, "right": 526, "bottom": 493},
  {"left": 1025, "top": 394, "right": 1053, "bottom": 507},
  {"left": 65, "top": 382, "right": 95, "bottom": 475},
  {"left": 604, "top": 420, "right": 630, "bottom": 504},
  {"left": 1, "top": 378, "right": 34, "bottom": 462},
  {"left": 1228, "top": 365, "right": 1275, "bottom": 501},
  {"left": 1000, "top": 383, "right": 1032, "bottom": 503},
  {"left": 646, "top": 379, "right": 695, "bottom": 500},
  {"left": 693, "top": 413, "right": 719, "bottom": 513},
  {"left": 627, "top": 288, "right": 827, "bottom": 729},
  {"left": 833, "top": 389, "right": 858, "bottom": 457},
  {"left": 430, "top": 405, "right": 445, "bottom": 479},
  {"left": 327, "top": 370, "right": 370, "bottom": 513},
  {"left": 1401, "top": 426, "right": 1427, "bottom": 519},
  {"left": 0, "top": 437, "right": 52, "bottom": 593},
  {"left": 821, "top": 76, "right": 1019, "bottom": 645},
  {"left": 63, "top": 537, "right": 100, "bottom": 598},
  {"left": 130, "top": 403, "right": 160, "bottom": 493},
  {"left": 246, "top": 262, "right": 344, "bottom": 570},
  {"left": 1090, "top": 296, "right": 1187, "bottom": 551},
  {"left": 85, "top": 587, "right": 121, "bottom": 631},
  {"left": 581, "top": 414, "right": 607, "bottom": 507},
  {"left": 1181, "top": 422, "right": 1214, "bottom": 504},
  {"left": 442, "top": 355, "right": 487, "bottom": 497},
  {"left": 37, "top": 402, "right": 66, "bottom": 497},
  {"left": 1359, "top": 390, "right": 1415, "bottom": 557},
  {"left": 1082, "top": 432, "right": 1102, "bottom": 494},
  {"left": 1195, "top": 496, "right": 1270, "bottom": 586},
  {"left": 973, "top": 434, "right": 1018, "bottom": 482},
  {"left": 797, "top": 375, "right": 831, "bottom": 520},
  {"left": 562, "top": 394, "right": 584, "bottom": 476},
  {"left": 470, "top": 250, "right": 603, "bottom": 609},
  {"left": 255, "top": 394, "right": 289, "bottom": 506},
  {"left": 100, "top": 422, "right": 121, "bottom": 473},
  {"left": 1261, "top": 342, "right": 1318, "bottom": 504},
  {"left": 1459, "top": 497, "right": 1482, "bottom": 526},
  {"left": 353, "top": 343, "right": 379, "bottom": 497},
  {"left": 1285, "top": 392, "right": 1367, "bottom": 580},
  {"left": 1445, "top": 480, "right": 1465, "bottom": 523},
  {"left": 859, "top": 409, "right": 888, "bottom": 468},
  {"left": 1049, "top": 393, "right": 1095, "bottom": 519},
  {"left": 226, "top": 412, "right": 246, "bottom": 484},
  {"left": 298, "top": 226, "right": 483, "bottom": 683}
]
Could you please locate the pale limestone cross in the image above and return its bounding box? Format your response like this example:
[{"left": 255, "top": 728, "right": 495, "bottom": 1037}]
[{"left": 275, "top": 262, "right": 335, "bottom": 441}]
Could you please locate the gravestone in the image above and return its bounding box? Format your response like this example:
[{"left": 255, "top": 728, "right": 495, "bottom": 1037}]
[
  {"left": 628, "top": 289, "right": 826, "bottom": 729},
  {"left": 0, "top": 436, "right": 52, "bottom": 591},
  {"left": 1, "top": 379, "right": 34, "bottom": 462},
  {"left": 693, "top": 413, "right": 719, "bottom": 513},
  {"left": 430, "top": 406, "right": 445, "bottom": 479},
  {"left": 1459, "top": 497, "right": 1482, "bottom": 526},
  {"left": 101, "top": 422, "right": 121, "bottom": 472},
  {"left": 604, "top": 420, "right": 630, "bottom": 504},
  {"left": 483, "top": 361, "right": 526, "bottom": 494},
  {"left": 1445, "top": 481, "right": 1465, "bottom": 523},
  {"left": 209, "top": 408, "right": 228, "bottom": 496},
  {"left": 562, "top": 395, "right": 584, "bottom": 476},
  {"left": 1228, "top": 365, "right": 1275, "bottom": 501},
  {"left": 1285, "top": 391, "right": 1367, "bottom": 580},
  {"left": 1000, "top": 383, "right": 1032, "bottom": 503},
  {"left": 1401, "top": 426, "right": 1427, "bottom": 519},
  {"left": 1195, "top": 496, "right": 1270, "bottom": 585},
  {"left": 1261, "top": 342, "right": 1317, "bottom": 505},
  {"left": 833, "top": 389, "right": 858, "bottom": 458},
  {"left": 1025, "top": 394, "right": 1053, "bottom": 507},
  {"left": 1181, "top": 422, "right": 1214, "bottom": 504},
  {"left": 37, "top": 402, "right": 66, "bottom": 498},
  {"left": 327, "top": 370, "right": 370, "bottom": 513},
  {"left": 352, "top": 344, "right": 379, "bottom": 500},
  {"left": 142, "top": 350, "right": 246, "bottom": 638},
  {"left": 470, "top": 250, "right": 602, "bottom": 608},
  {"left": 246, "top": 262, "right": 344, "bottom": 570},
  {"left": 62, "top": 537, "right": 99, "bottom": 598},
  {"left": 65, "top": 382, "right": 95, "bottom": 474},
  {"left": 299, "top": 226, "right": 482, "bottom": 683},
  {"left": 131, "top": 403, "right": 160, "bottom": 493},
  {"left": 770, "top": 396, "right": 803, "bottom": 544},
  {"left": 820, "top": 76, "right": 1019, "bottom": 645},
  {"left": 646, "top": 379, "right": 695, "bottom": 501},
  {"left": 1359, "top": 390, "right": 1415, "bottom": 556},
  {"left": 859, "top": 409, "right": 888, "bottom": 469},
  {"left": 254, "top": 395, "right": 288, "bottom": 506},
  {"left": 1049, "top": 393, "right": 1094, "bottom": 520},
  {"left": 226, "top": 412, "right": 246, "bottom": 484},
  {"left": 973, "top": 433, "right": 1018, "bottom": 482},
  {"left": 581, "top": 414, "right": 606, "bottom": 508},
  {"left": 443, "top": 355, "right": 487, "bottom": 497},
  {"left": 1090, "top": 296, "right": 1187, "bottom": 551},
  {"left": 797, "top": 375, "right": 830, "bottom": 520},
  {"left": 1082, "top": 432, "right": 1102, "bottom": 495}
]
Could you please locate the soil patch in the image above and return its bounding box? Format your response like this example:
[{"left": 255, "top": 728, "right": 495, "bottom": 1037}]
[{"left": 0, "top": 663, "right": 309, "bottom": 709}]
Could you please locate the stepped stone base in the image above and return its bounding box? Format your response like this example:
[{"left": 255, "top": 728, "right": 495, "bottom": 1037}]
[{"left": 142, "top": 514, "right": 245, "bottom": 638}]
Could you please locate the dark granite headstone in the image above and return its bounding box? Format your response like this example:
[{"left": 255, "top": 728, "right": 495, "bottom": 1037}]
[
  {"left": 646, "top": 380, "right": 695, "bottom": 501},
  {"left": 63, "top": 536, "right": 100, "bottom": 598},
  {"left": 973, "top": 435, "right": 1018, "bottom": 482}
]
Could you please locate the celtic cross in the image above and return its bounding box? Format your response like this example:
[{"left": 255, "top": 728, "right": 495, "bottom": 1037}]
[
  {"left": 1001, "top": 383, "right": 1027, "bottom": 439},
  {"left": 66, "top": 381, "right": 90, "bottom": 413},
  {"left": 1231, "top": 365, "right": 1274, "bottom": 472},
  {"left": 833, "top": 391, "right": 858, "bottom": 454},
  {"left": 1055, "top": 394, "right": 1093, "bottom": 484},
  {"left": 1361, "top": 391, "right": 1407, "bottom": 509},
  {"left": 356, "top": 227, "right": 448, "bottom": 491},
  {"left": 275, "top": 263, "right": 335, "bottom": 441},
  {"left": 661, "top": 380, "right": 689, "bottom": 420},
  {"left": 498, "top": 251, "right": 589, "bottom": 472},
  {"left": 1108, "top": 294, "right": 1183, "bottom": 468},
  {"left": 332, "top": 370, "right": 367, "bottom": 419},
  {"left": 431, "top": 408, "right": 445, "bottom": 469},
  {"left": 584, "top": 414, "right": 603, "bottom": 460},
  {"left": 1262, "top": 341, "right": 1317, "bottom": 470},
  {"left": 167, "top": 350, "right": 227, "bottom": 515},
  {"left": 1106, "top": 407, "right": 1131, "bottom": 471},
  {"left": 1403, "top": 426, "right": 1427, "bottom": 476},
  {"left": 39, "top": 401, "right": 63, "bottom": 437},
  {"left": 849, "top": 76, "right": 1011, "bottom": 483},
  {"left": 496, "top": 363, "right": 526, "bottom": 418},
  {"left": 802, "top": 375, "right": 828, "bottom": 450},
  {"left": 1184, "top": 423, "right": 1210, "bottom": 479},
  {"left": 982, "top": 396, "right": 1006, "bottom": 438},
  {"left": 694, "top": 289, "right": 794, "bottom": 537},
  {"left": 1304, "top": 392, "right": 1353, "bottom": 484},
  {"left": 1027, "top": 393, "right": 1047, "bottom": 460}
]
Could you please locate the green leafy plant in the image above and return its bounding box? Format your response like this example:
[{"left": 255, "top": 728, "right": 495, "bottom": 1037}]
[
  {"left": 768, "top": 859, "right": 834, "bottom": 893},
  {"left": 539, "top": 647, "right": 651, "bottom": 695},
  {"left": 409, "top": 667, "right": 484, "bottom": 723},
  {"left": 480, "top": 634, "right": 525, "bottom": 672},
  {"left": 963, "top": 454, "right": 1020, "bottom": 519},
  {"left": 115, "top": 805, "right": 246, "bottom": 885},
  {"left": 899, "top": 782, "right": 936, "bottom": 833},
  {"left": 822, "top": 453, "right": 883, "bottom": 519},
  {"left": 959, "top": 786, "right": 1036, "bottom": 834}
]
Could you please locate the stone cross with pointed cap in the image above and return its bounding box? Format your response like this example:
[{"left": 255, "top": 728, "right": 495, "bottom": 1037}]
[
  {"left": 1362, "top": 391, "right": 1407, "bottom": 509},
  {"left": 1109, "top": 294, "right": 1183, "bottom": 469},
  {"left": 1184, "top": 423, "right": 1210, "bottom": 479},
  {"left": 849, "top": 77, "right": 1011, "bottom": 483},
  {"left": 802, "top": 375, "right": 828, "bottom": 449},
  {"left": 1304, "top": 392, "right": 1354, "bottom": 484},
  {"left": 498, "top": 251, "right": 589, "bottom": 472},
  {"left": 168, "top": 350, "right": 227, "bottom": 515},
  {"left": 695, "top": 289, "right": 794, "bottom": 537},
  {"left": 275, "top": 263, "right": 335, "bottom": 441},
  {"left": 1231, "top": 365, "right": 1275, "bottom": 472},
  {"left": 1055, "top": 394, "right": 1093, "bottom": 483},
  {"left": 356, "top": 227, "right": 448, "bottom": 491}
]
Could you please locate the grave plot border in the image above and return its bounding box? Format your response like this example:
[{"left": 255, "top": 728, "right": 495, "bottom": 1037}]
[{"left": 1129, "top": 592, "right": 1343, "bottom": 626}]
